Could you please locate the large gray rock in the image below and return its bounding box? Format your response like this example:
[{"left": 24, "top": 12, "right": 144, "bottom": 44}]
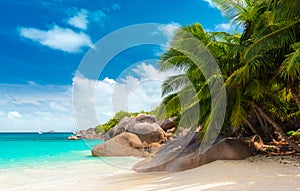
[
  {"left": 92, "top": 132, "right": 149, "bottom": 157},
  {"left": 105, "top": 114, "right": 166, "bottom": 144},
  {"left": 133, "top": 135, "right": 255, "bottom": 172},
  {"left": 135, "top": 114, "right": 157, "bottom": 123},
  {"left": 131, "top": 123, "right": 167, "bottom": 144},
  {"left": 156, "top": 117, "right": 176, "bottom": 131},
  {"left": 105, "top": 116, "right": 133, "bottom": 140}
]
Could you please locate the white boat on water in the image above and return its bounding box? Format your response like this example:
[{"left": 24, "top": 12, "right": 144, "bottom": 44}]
[
  {"left": 68, "top": 132, "right": 82, "bottom": 140},
  {"left": 38, "top": 123, "right": 43, "bottom": 134}
]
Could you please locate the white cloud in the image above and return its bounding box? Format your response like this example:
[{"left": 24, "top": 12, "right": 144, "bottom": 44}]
[
  {"left": 7, "top": 111, "right": 22, "bottom": 119},
  {"left": 0, "top": 83, "right": 71, "bottom": 106},
  {"left": 202, "top": 0, "right": 216, "bottom": 8},
  {"left": 91, "top": 10, "right": 107, "bottom": 24},
  {"left": 111, "top": 62, "right": 178, "bottom": 113},
  {"left": 215, "top": 23, "right": 232, "bottom": 32},
  {"left": 0, "top": 63, "right": 179, "bottom": 131},
  {"left": 19, "top": 25, "right": 93, "bottom": 53},
  {"left": 158, "top": 22, "right": 181, "bottom": 41},
  {"left": 157, "top": 23, "right": 181, "bottom": 50},
  {"left": 0, "top": 111, "right": 5, "bottom": 117},
  {"left": 67, "top": 8, "right": 107, "bottom": 30},
  {"left": 0, "top": 83, "right": 74, "bottom": 132},
  {"left": 50, "top": 101, "right": 67, "bottom": 112},
  {"left": 132, "top": 62, "right": 177, "bottom": 79},
  {"left": 103, "top": 77, "right": 116, "bottom": 85},
  {"left": 72, "top": 62, "right": 179, "bottom": 130},
  {"left": 68, "top": 9, "right": 88, "bottom": 30},
  {"left": 64, "top": 7, "right": 108, "bottom": 31},
  {"left": 72, "top": 73, "right": 115, "bottom": 130},
  {"left": 112, "top": 3, "right": 121, "bottom": 11}
]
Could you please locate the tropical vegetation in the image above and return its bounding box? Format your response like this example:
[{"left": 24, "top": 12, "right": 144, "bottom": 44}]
[
  {"left": 94, "top": 110, "right": 149, "bottom": 133},
  {"left": 156, "top": 0, "right": 300, "bottom": 152}
]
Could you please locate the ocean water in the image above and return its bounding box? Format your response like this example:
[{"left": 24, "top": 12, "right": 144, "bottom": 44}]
[
  {"left": 0, "top": 133, "right": 143, "bottom": 190},
  {"left": 0, "top": 132, "right": 103, "bottom": 169}
]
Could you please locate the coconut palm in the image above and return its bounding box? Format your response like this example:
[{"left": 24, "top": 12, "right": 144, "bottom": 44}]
[
  {"left": 157, "top": 24, "right": 214, "bottom": 130},
  {"left": 158, "top": 0, "right": 300, "bottom": 152},
  {"left": 214, "top": 0, "right": 300, "bottom": 151},
  {"left": 158, "top": 23, "right": 244, "bottom": 140}
]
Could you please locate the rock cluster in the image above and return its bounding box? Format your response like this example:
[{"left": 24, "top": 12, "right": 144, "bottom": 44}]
[
  {"left": 92, "top": 114, "right": 176, "bottom": 157},
  {"left": 92, "top": 114, "right": 255, "bottom": 172},
  {"left": 92, "top": 132, "right": 149, "bottom": 157},
  {"left": 133, "top": 135, "right": 255, "bottom": 172}
]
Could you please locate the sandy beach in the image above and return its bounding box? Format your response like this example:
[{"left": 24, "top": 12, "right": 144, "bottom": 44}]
[{"left": 2, "top": 155, "right": 299, "bottom": 191}]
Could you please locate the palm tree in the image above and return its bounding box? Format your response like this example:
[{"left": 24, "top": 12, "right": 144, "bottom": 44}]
[
  {"left": 158, "top": 24, "right": 216, "bottom": 130},
  {"left": 158, "top": 24, "right": 242, "bottom": 141},
  {"left": 214, "top": 0, "right": 300, "bottom": 151},
  {"left": 280, "top": 43, "right": 300, "bottom": 111},
  {"left": 158, "top": 0, "right": 300, "bottom": 152}
]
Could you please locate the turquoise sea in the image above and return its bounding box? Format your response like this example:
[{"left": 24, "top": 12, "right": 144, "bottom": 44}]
[
  {"left": 0, "top": 133, "right": 142, "bottom": 190},
  {"left": 0, "top": 133, "right": 103, "bottom": 169}
]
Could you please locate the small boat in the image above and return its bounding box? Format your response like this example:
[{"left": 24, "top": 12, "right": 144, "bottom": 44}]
[
  {"left": 38, "top": 123, "right": 43, "bottom": 134},
  {"left": 68, "top": 135, "right": 79, "bottom": 140},
  {"left": 68, "top": 133, "right": 82, "bottom": 140}
]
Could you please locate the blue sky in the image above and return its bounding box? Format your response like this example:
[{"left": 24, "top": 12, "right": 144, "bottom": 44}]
[{"left": 0, "top": 0, "right": 233, "bottom": 132}]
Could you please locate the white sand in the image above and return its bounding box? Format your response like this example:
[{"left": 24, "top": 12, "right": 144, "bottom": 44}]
[{"left": 2, "top": 156, "right": 300, "bottom": 191}]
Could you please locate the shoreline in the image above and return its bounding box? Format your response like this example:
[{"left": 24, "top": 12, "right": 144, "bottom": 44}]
[
  {"left": 43, "top": 155, "right": 300, "bottom": 191},
  {"left": 2, "top": 155, "right": 299, "bottom": 191}
]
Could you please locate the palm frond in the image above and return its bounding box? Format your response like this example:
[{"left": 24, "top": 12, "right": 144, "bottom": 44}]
[
  {"left": 161, "top": 74, "right": 189, "bottom": 96},
  {"left": 159, "top": 49, "right": 193, "bottom": 71},
  {"left": 208, "top": 31, "right": 241, "bottom": 44},
  {"left": 212, "top": 0, "right": 251, "bottom": 25},
  {"left": 226, "top": 52, "right": 274, "bottom": 86},
  {"left": 228, "top": 89, "right": 248, "bottom": 127},
  {"left": 160, "top": 93, "right": 181, "bottom": 117},
  {"left": 280, "top": 42, "right": 300, "bottom": 81},
  {"left": 242, "top": 20, "right": 299, "bottom": 63},
  {"left": 274, "top": 0, "right": 300, "bottom": 22},
  {"left": 244, "top": 79, "right": 264, "bottom": 100}
]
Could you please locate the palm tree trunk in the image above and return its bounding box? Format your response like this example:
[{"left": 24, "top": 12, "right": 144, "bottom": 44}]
[
  {"left": 254, "top": 103, "right": 300, "bottom": 152},
  {"left": 244, "top": 118, "right": 259, "bottom": 135},
  {"left": 254, "top": 109, "right": 275, "bottom": 142},
  {"left": 291, "top": 82, "right": 300, "bottom": 111}
]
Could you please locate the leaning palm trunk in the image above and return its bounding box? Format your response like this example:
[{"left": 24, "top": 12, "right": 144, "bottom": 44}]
[
  {"left": 291, "top": 82, "right": 300, "bottom": 111},
  {"left": 254, "top": 109, "right": 276, "bottom": 142},
  {"left": 254, "top": 103, "right": 300, "bottom": 152},
  {"left": 244, "top": 118, "right": 259, "bottom": 135}
]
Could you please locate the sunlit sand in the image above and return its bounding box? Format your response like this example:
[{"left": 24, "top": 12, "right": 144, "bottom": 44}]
[{"left": 2, "top": 156, "right": 299, "bottom": 191}]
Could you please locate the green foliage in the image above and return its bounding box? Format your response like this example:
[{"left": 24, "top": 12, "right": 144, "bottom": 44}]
[
  {"left": 101, "top": 117, "right": 119, "bottom": 133},
  {"left": 280, "top": 43, "right": 300, "bottom": 80},
  {"left": 287, "top": 131, "right": 295, "bottom": 136},
  {"left": 94, "top": 110, "right": 150, "bottom": 133},
  {"left": 114, "top": 110, "right": 132, "bottom": 121},
  {"left": 157, "top": 0, "right": 300, "bottom": 146},
  {"left": 287, "top": 131, "right": 300, "bottom": 141},
  {"left": 94, "top": 125, "right": 103, "bottom": 134}
]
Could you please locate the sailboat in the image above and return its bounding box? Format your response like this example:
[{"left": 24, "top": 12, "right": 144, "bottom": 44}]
[{"left": 38, "top": 122, "right": 43, "bottom": 134}]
